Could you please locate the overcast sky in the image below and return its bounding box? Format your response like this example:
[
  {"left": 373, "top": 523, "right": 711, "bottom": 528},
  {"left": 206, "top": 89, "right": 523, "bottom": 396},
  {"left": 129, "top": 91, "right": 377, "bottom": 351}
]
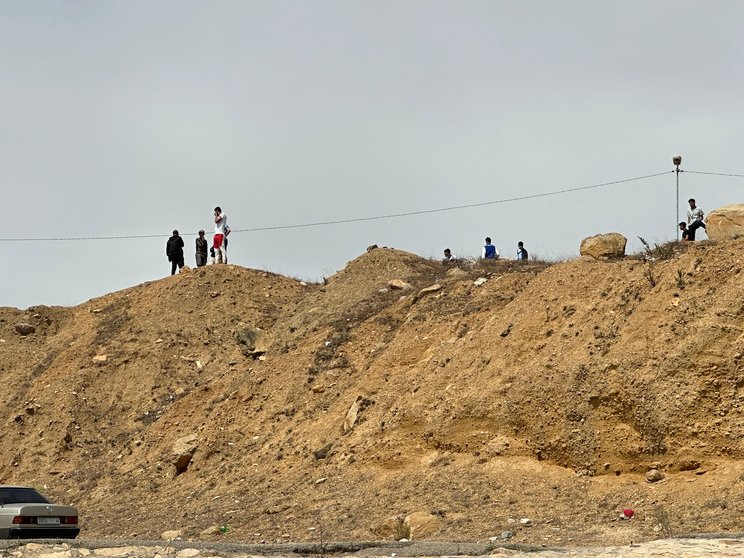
[{"left": 2, "top": 0, "right": 743, "bottom": 309}]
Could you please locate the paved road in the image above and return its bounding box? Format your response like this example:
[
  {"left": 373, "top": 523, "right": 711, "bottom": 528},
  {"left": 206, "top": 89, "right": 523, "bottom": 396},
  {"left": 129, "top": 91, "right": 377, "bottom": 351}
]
[{"left": 3, "top": 537, "right": 744, "bottom": 558}]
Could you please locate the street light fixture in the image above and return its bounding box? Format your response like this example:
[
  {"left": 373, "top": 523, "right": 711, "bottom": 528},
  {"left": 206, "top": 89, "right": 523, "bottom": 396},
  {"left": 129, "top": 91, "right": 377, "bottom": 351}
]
[{"left": 673, "top": 155, "right": 682, "bottom": 240}]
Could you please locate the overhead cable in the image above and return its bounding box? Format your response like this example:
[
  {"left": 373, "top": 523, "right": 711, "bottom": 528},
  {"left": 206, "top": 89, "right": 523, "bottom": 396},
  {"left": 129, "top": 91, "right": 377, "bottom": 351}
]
[
  {"left": 0, "top": 169, "right": 673, "bottom": 242},
  {"left": 682, "top": 169, "right": 744, "bottom": 178},
  {"left": 237, "top": 170, "right": 673, "bottom": 233}
]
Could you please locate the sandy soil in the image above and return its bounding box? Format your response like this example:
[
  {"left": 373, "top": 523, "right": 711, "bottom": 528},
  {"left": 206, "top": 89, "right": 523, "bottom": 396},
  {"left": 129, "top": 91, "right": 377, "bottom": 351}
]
[{"left": 1, "top": 239, "right": 744, "bottom": 547}]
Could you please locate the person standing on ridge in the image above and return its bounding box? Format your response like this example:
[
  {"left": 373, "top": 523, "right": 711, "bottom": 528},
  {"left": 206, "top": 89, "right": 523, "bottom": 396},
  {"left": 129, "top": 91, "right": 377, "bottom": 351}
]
[
  {"left": 213, "top": 206, "right": 228, "bottom": 264},
  {"left": 686, "top": 198, "right": 707, "bottom": 240},
  {"left": 223, "top": 223, "right": 231, "bottom": 264},
  {"left": 166, "top": 230, "right": 185, "bottom": 275},
  {"left": 195, "top": 230, "right": 208, "bottom": 266},
  {"left": 516, "top": 241, "right": 528, "bottom": 261},
  {"left": 482, "top": 237, "right": 499, "bottom": 259}
]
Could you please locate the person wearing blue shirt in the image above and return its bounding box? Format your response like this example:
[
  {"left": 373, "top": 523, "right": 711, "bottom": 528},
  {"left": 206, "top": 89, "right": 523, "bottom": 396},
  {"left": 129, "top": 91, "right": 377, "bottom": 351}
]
[{"left": 481, "top": 237, "right": 499, "bottom": 259}]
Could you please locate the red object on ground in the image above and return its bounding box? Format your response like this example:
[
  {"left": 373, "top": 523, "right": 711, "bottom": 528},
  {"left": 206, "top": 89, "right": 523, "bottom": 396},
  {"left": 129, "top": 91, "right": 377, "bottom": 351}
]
[{"left": 623, "top": 509, "right": 635, "bottom": 518}]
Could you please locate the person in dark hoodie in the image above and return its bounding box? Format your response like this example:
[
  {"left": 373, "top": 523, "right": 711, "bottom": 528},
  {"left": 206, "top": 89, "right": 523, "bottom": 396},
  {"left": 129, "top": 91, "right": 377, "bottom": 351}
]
[
  {"left": 195, "top": 230, "right": 208, "bottom": 267},
  {"left": 166, "top": 230, "right": 185, "bottom": 275}
]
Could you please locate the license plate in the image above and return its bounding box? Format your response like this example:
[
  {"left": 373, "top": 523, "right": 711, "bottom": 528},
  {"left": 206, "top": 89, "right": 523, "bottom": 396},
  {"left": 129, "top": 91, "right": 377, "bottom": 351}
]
[{"left": 37, "top": 517, "right": 60, "bottom": 525}]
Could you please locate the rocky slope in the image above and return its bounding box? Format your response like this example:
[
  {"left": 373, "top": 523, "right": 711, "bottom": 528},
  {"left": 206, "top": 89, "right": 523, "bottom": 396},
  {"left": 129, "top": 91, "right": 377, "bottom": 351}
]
[{"left": 2, "top": 241, "right": 744, "bottom": 546}]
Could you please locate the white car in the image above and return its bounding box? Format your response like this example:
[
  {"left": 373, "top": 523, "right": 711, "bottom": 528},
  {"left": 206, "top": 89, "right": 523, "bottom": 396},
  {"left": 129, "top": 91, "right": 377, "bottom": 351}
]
[{"left": 0, "top": 486, "right": 79, "bottom": 539}]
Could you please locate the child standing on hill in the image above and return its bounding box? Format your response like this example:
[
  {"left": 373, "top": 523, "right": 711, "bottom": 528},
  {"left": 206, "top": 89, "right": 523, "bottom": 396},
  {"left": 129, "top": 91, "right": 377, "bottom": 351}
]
[{"left": 195, "top": 230, "right": 208, "bottom": 267}]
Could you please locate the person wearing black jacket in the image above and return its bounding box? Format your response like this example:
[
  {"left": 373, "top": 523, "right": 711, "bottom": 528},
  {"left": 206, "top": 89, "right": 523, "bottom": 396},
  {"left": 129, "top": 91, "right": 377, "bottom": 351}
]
[
  {"left": 166, "top": 230, "right": 185, "bottom": 275},
  {"left": 195, "top": 230, "right": 208, "bottom": 267}
]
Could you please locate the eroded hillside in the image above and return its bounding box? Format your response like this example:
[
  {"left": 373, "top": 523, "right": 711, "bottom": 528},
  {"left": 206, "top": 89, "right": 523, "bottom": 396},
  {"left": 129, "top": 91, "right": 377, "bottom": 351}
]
[{"left": 2, "top": 242, "right": 744, "bottom": 546}]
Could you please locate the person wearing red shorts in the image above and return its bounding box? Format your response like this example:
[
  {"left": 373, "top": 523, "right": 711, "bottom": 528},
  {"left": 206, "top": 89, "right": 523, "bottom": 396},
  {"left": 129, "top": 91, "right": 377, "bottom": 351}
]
[{"left": 213, "top": 206, "right": 228, "bottom": 264}]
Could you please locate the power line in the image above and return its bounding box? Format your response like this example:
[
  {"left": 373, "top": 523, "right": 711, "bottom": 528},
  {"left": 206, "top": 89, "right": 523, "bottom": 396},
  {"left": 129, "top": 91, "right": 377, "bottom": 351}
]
[
  {"left": 683, "top": 169, "right": 744, "bottom": 178},
  {"left": 238, "top": 170, "right": 673, "bottom": 233},
  {"left": 0, "top": 169, "right": 673, "bottom": 242}
]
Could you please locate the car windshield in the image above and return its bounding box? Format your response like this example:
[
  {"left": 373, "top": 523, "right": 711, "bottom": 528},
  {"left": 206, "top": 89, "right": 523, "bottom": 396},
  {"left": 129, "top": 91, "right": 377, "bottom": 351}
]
[{"left": 0, "top": 488, "right": 50, "bottom": 505}]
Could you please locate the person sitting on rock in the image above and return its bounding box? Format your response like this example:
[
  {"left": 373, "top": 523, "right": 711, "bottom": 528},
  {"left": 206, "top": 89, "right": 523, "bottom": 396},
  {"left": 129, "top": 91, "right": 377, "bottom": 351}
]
[
  {"left": 442, "top": 248, "right": 457, "bottom": 263},
  {"left": 687, "top": 198, "right": 707, "bottom": 240},
  {"left": 482, "top": 237, "right": 499, "bottom": 260},
  {"left": 679, "top": 222, "right": 692, "bottom": 241}
]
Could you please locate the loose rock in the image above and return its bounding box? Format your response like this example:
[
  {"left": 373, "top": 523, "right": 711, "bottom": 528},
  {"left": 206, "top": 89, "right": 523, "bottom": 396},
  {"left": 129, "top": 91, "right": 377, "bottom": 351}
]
[
  {"left": 160, "top": 530, "right": 182, "bottom": 540},
  {"left": 15, "top": 323, "right": 36, "bottom": 335},
  {"left": 313, "top": 443, "right": 332, "bottom": 460},
  {"left": 446, "top": 267, "right": 467, "bottom": 278},
  {"left": 388, "top": 279, "right": 412, "bottom": 290},
  {"left": 414, "top": 283, "right": 442, "bottom": 302},
  {"left": 404, "top": 511, "right": 441, "bottom": 539},
  {"left": 172, "top": 434, "right": 198, "bottom": 475},
  {"left": 370, "top": 515, "right": 406, "bottom": 539},
  {"left": 342, "top": 396, "right": 363, "bottom": 433},
  {"left": 234, "top": 323, "right": 268, "bottom": 357},
  {"left": 646, "top": 468, "right": 664, "bottom": 482},
  {"left": 199, "top": 525, "right": 222, "bottom": 537}
]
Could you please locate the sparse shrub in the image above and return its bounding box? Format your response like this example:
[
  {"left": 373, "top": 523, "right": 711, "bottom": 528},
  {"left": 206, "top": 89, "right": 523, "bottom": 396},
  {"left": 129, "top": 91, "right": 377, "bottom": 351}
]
[
  {"left": 637, "top": 236, "right": 678, "bottom": 261},
  {"left": 644, "top": 266, "right": 657, "bottom": 287},
  {"left": 653, "top": 505, "right": 674, "bottom": 538},
  {"left": 394, "top": 519, "right": 411, "bottom": 541}
]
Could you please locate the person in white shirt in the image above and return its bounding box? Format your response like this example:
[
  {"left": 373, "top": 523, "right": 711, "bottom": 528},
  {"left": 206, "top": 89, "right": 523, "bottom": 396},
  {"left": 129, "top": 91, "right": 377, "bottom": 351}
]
[
  {"left": 686, "top": 198, "right": 706, "bottom": 240},
  {"left": 442, "top": 248, "right": 457, "bottom": 263},
  {"left": 213, "top": 206, "right": 228, "bottom": 264}
]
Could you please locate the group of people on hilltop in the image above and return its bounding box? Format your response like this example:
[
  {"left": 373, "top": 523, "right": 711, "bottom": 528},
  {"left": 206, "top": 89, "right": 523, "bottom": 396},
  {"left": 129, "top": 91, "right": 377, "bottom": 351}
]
[
  {"left": 442, "top": 198, "right": 709, "bottom": 265},
  {"left": 442, "top": 238, "right": 528, "bottom": 263},
  {"left": 166, "top": 207, "right": 230, "bottom": 275},
  {"left": 164, "top": 198, "right": 710, "bottom": 276}
]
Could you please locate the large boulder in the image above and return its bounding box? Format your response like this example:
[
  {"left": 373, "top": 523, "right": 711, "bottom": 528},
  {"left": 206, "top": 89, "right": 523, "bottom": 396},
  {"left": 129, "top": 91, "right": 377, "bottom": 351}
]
[
  {"left": 370, "top": 515, "right": 406, "bottom": 539},
  {"left": 580, "top": 233, "right": 627, "bottom": 259},
  {"left": 234, "top": 323, "right": 268, "bottom": 357},
  {"left": 404, "top": 511, "right": 442, "bottom": 539},
  {"left": 706, "top": 204, "right": 744, "bottom": 240}
]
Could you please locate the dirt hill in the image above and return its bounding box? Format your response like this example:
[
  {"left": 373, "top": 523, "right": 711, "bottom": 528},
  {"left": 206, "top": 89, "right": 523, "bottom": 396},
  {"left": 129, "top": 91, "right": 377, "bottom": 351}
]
[{"left": 2, "top": 241, "right": 744, "bottom": 547}]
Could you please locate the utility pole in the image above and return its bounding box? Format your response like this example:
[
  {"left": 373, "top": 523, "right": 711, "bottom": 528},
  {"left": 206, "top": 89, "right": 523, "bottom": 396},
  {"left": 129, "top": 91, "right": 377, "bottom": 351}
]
[{"left": 673, "top": 155, "right": 682, "bottom": 240}]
